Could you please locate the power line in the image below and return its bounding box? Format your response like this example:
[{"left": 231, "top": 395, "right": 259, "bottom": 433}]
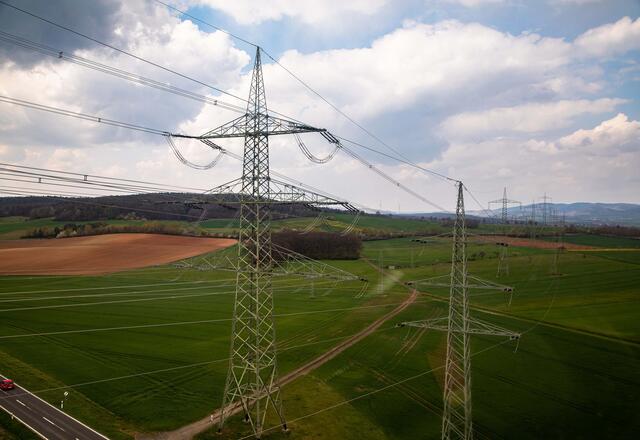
[
  {"left": 0, "top": 162, "right": 207, "bottom": 192},
  {"left": 151, "top": 1, "right": 458, "bottom": 185},
  {"left": 340, "top": 146, "right": 451, "bottom": 213},
  {"left": 0, "top": 299, "right": 433, "bottom": 338},
  {"left": 0, "top": 95, "right": 172, "bottom": 136},
  {"left": 0, "top": 325, "right": 401, "bottom": 401},
  {"left": 338, "top": 136, "right": 456, "bottom": 183},
  {"left": 0, "top": 30, "right": 247, "bottom": 115},
  {"left": 236, "top": 337, "right": 515, "bottom": 440},
  {"left": 153, "top": 0, "right": 257, "bottom": 49},
  {"left": 0, "top": 0, "right": 248, "bottom": 105},
  {"left": 0, "top": 4, "right": 458, "bottom": 211}
]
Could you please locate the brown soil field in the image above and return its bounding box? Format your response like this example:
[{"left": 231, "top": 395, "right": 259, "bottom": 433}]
[
  {"left": 0, "top": 233, "right": 236, "bottom": 275},
  {"left": 472, "top": 235, "right": 595, "bottom": 250}
]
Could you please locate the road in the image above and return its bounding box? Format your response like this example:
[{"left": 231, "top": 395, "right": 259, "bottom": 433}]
[{"left": 0, "top": 376, "right": 108, "bottom": 440}]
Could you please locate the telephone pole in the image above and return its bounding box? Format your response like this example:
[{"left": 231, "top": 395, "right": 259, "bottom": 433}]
[{"left": 401, "top": 182, "right": 519, "bottom": 440}]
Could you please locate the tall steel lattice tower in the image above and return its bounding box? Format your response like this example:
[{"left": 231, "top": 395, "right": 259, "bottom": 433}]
[
  {"left": 442, "top": 182, "right": 473, "bottom": 439},
  {"left": 401, "top": 182, "right": 519, "bottom": 440},
  {"left": 489, "top": 188, "right": 519, "bottom": 277},
  {"left": 221, "top": 48, "right": 285, "bottom": 437},
  {"left": 540, "top": 193, "right": 552, "bottom": 225},
  {"left": 168, "top": 47, "right": 360, "bottom": 439},
  {"left": 489, "top": 187, "right": 520, "bottom": 224}
]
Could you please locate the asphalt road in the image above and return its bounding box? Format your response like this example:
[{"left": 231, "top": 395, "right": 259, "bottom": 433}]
[{"left": 0, "top": 377, "right": 108, "bottom": 440}]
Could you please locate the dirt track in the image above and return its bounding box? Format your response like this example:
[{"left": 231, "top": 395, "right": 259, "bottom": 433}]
[
  {"left": 472, "top": 235, "right": 594, "bottom": 250},
  {"left": 141, "top": 265, "right": 418, "bottom": 440},
  {"left": 0, "top": 234, "right": 236, "bottom": 275}
]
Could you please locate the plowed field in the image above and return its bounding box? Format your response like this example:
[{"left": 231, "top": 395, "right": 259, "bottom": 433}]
[{"left": 0, "top": 233, "right": 236, "bottom": 275}]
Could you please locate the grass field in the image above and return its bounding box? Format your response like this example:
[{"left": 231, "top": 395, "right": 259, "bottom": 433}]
[
  {"left": 0, "top": 220, "right": 639, "bottom": 439},
  {"left": 543, "top": 233, "right": 640, "bottom": 249}
]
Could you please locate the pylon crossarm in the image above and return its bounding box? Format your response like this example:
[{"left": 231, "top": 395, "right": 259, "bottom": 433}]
[
  {"left": 407, "top": 274, "right": 513, "bottom": 292},
  {"left": 174, "top": 243, "right": 363, "bottom": 281},
  {"left": 264, "top": 115, "right": 325, "bottom": 136},
  {"left": 205, "top": 178, "right": 244, "bottom": 195},
  {"left": 271, "top": 243, "right": 364, "bottom": 281},
  {"left": 200, "top": 114, "right": 248, "bottom": 139},
  {"left": 400, "top": 316, "right": 449, "bottom": 331},
  {"left": 267, "top": 178, "right": 357, "bottom": 211},
  {"left": 399, "top": 316, "right": 520, "bottom": 338},
  {"left": 183, "top": 177, "right": 357, "bottom": 211},
  {"left": 176, "top": 114, "right": 324, "bottom": 140},
  {"left": 466, "top": 275, "right": 514, "bottom": 292},
  {"left": 466, "top": 317, "right": 521, "bottom": 338}
]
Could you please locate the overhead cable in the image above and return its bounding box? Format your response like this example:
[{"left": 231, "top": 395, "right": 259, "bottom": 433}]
[{"left": 0, "top": 30, "right": 246, "bottom": 115}]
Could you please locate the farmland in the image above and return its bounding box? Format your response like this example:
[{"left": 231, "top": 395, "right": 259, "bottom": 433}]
[{"left": 0, "top": 218, "right": 638, "bottom": 439}]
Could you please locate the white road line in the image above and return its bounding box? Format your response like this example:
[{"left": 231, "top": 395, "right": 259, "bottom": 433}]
[
  {"left": 15, "top": 399, "right": 27, "bottom": 408},
  {"left": 42, "top": 416, "right": 65, "bottom": 431},
  {"left": 0, "top": 404, "right": 48, "bottom": 440},
  {"left": 3, "top": 374, "right": 110, "bottom": 439}
]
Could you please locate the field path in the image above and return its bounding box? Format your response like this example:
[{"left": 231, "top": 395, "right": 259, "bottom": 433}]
[{"left": 141, "top": 263, "right": 417, "bottom": 440}]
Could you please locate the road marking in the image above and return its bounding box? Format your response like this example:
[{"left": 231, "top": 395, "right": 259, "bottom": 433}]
[
  {"left": 42, "top": 416, "right": 66, "bottom": 432},
  {"left": 15, "top": 399, "right": 28, "bottom": 408},
  {"left": 1, "top": 373, "right": 109, "bottom": 439},
  {"left": 0, "top": 404, "right": 47, "bottom": 440}
]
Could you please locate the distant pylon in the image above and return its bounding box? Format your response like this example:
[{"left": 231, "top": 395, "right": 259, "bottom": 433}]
[
  {"left": 488, "top": 187, "right": 520, "bottom": 224},
  {"left": 400, "top": 182, "right": 519, "bottom": 440},
  {"left": 496, "top": 242, "right": 509, "bottom": 277},
  {"left": 529, "top": 200, "right": 537, "bottom": 239},
  {"left": 539, "top": 193, "right": 552, "bottom": 225}
]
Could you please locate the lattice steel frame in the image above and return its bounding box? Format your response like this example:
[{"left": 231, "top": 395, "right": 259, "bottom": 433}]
[
  {"left": 442, "top": 181, "right": 473, "bottom": 440},
  {"left": 400, "top": 182, "right": 519, "bottom": 440},
  {"left": 206, "top": 47, "right": 358, "bottom": 439},
  {"left": 216, "top": 48, "right": 286, "bottom": 438}
]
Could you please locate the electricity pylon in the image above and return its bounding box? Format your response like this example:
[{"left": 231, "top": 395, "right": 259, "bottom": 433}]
[
  {"left": 489, "top": 187, "right": 520, "bottom": 224},
  {"left": 529, "top": 200, "right": 537, "bottom": 239},
  {"left": 488, "top": 188, "right": 518, "bottom": 277},
  {"left": 496, "top": 242, "right": 509, "bottom": 277},
  {"left": 171, "top": 47, "right": 360, "bottom": 438},
  {"left": 401, "top": 182, "right": 519, "bottom": 440},
  {"left": 539, "top": 193, "right": 552, "bottom": 225}
]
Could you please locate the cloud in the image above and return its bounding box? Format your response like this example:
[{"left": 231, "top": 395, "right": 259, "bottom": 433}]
[
  {"left": 443, "top": 0, "right": 505, "bottom": 7},
  {"left": 256, "top": 20, "right": 573, "bottom": 125},
  {"left": 423, "top": 113, "right": 640, "bottom": 203},
  {"left": 0, "top": 0, "right": 121, "bottom": 67},
  {"left": 0, "top": 1, "right": 249, "bottom": 149},
  {"left": 190, "top": 0, "right": 389, "bottom": 25},
  {"left": 574, "top": 16, "right": 640, "bottom": 58},
  {"left": 440, "top": 98, "right": 626, "bottom": 140},
  {"left": 1, "top": 2, "right": 639, "bottom": 209},
  {"left": 556, "top": 113, "right": 640, "bottom": 154},
  {"left": 549, "top": 0, "right": 604, "bottom": 4}
]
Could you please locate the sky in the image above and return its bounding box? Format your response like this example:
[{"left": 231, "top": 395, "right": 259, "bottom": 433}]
[{"left": 0, "top": 0, "right": 639, "bottom": 213}]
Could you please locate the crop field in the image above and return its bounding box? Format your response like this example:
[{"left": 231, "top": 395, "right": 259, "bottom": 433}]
[
  {"left": 542, "top": 233, "right": 640, "bottom": 249},
  {"left": 0, "top": 228, "right": 639, "bottom": 439}
]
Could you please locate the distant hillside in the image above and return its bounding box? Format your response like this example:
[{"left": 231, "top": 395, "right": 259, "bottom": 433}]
[
  {"left": 402, "top": 202, "right": 640, "bottom": 226},
  {"left": 509, "top": 202, "right": 640, "bottom": 226},
  {"left": 0, "top": 193, "right": 318, "bottom": 222}
]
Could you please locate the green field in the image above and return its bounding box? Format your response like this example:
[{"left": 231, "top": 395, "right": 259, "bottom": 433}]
[
  {"left": 543, "top": 233, "right": 640, "bottom": 249},
  {"left": 0, "top": 221, "right": 638, "bottom": 439}
]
